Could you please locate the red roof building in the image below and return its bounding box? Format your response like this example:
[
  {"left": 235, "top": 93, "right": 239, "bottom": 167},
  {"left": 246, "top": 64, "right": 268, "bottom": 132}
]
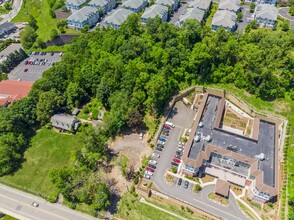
[{"left": 0, "top": 80, "right": 33, "bottom": 107}]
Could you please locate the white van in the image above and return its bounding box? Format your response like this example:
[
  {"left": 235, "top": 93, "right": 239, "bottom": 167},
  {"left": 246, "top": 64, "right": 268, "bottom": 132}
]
[{"left": 165, "top": 121, "right": 175, "bottom": 128}]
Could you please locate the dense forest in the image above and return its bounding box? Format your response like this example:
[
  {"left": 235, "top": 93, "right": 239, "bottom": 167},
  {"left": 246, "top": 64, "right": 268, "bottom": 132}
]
[{"left": 1, "top": 14, "right": 294, "bottom": 212}]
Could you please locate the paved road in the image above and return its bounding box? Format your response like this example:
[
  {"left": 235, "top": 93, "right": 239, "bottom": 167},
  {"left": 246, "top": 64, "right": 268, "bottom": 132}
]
[
  {"left": 0, "top": 0, "right": 22, "bottom": 24},
  {"left": 0, "top": 184, "right": 96, "bottom": 220},
  {"left": 278, "top": 7, "right": 294, "bottom": 29}
]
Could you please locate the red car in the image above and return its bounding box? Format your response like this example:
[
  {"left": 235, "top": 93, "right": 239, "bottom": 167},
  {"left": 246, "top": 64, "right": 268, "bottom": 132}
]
[
  {"left": 173, "top": 158, "right": 181, "bottom": 164},
  {"left": 164, "top": 125, "right": 171, "bottom": 130},
  {"left": 146, "top": 167, "right": 154, "bottom": 173},
  {"left": 24, "top": 68, "right": 28, "bottom": 72}
]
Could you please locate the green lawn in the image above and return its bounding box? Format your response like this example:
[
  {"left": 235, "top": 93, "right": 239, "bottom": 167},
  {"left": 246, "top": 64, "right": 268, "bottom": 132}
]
[
  {"left": 12, "top": 0, "right": 79, "bottom": 41},
  {"left": 0, "top": 7, "right": 9, "bottom": 15},
  {"left": 116, "top": 193, "right": 182, "bottom": 220},
  {"left": 205, "top": 3, "right": 218, "bottom": 29},
  {"left": 0, "top": 128, "right": 81, "bottom": 198},
  {"left": 3, "top": 215, "right": 18, "bottom": 220}
]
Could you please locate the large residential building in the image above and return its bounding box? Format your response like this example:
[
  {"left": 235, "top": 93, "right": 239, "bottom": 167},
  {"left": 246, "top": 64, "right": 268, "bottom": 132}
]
[
  {"left": 67, "top": 6, "right": 99, "bottom": 30},
  {"left": 180, "top": 92, "right": 280, "bottom": 203},
  {"left": 0, "top": 22, "right": 16, "bottom": 37},
  {"left": 211, "top": 10, "right": 237, "bottom": 32},
  {"left": 88, "top": 0, "right": 116, "bottom": 14},
  {"left": 218, "top": 0, "right": 240, "bottom": 13},
  {"left": 0, "top": 80, "right": 32, "bottom": 107},
  {"left": 188, "top": 0, "right": 212, "bottom": 14},
  {"left": 178, "top": 7, "right": 205, "bottom": 26},
  {"left": 104, "top": 8, "right": 134, "bottom": 28},
  {"left": 156, "top": 0, "right": 179, "bottom": 13},
  {"left": 50, "top": 114, "right": 80, "bottom": 132},
  {"left": 254, "top": 4, "right": 278, "bottom": 29},
  {"left": 141, "top": 4, "right": 168, "bottom": 23},
  {"left": 245, "top": 0, "right": 276, "bottom": 5},
  {"left": 65, "top": 0, "right": 87, "bottom": 11},
  {"left": 123, "top": 0, "right": 148, "bottom": 12}
]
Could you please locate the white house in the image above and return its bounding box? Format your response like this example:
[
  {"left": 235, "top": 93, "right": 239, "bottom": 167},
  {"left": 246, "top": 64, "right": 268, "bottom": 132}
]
[
  {"left": 88, "top": 0, "right": 116, "bottom": 14},
  {"left": 178, "top": 7, "right": 205, "bottom": 26},
  {"left": 0, "top": 22, "right": 16, "bottom": 37},
  {"left": 67, "top": 6, "right": 99, "bottom": 29},
  {"left": 211, "top": 9, "right": 237, "bottom": 32},
  {"left": 104, "top": 8, "right": 134, "bottom": 29},
  {"left": 123, "top": 0, "right": 148, "bottom": 13},
  {"left": 65, "top": 0, "right": 86, "bottom": 11},
  {"left": 218, "top": 0, "right": 241, "bottom": 13},
  {"left": 254, "top": 4, "right": 278, "bottom": 29},
  {"left": 141, "top": 4, "right": 168, "bottom": 23},
  {"left": 156, "top": 0, "right": 179, "bottom": 13}
]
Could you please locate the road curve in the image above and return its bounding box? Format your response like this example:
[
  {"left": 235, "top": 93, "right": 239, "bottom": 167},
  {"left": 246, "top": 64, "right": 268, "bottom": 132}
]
[
  {"left": 0, "top": 0, "right": 23, "bottom": 24},
  {"left": 0, "top": 183, "right": 96, "bottom": 220}
]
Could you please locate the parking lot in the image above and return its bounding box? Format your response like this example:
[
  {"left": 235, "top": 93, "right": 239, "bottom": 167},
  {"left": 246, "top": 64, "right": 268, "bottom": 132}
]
[{"left": 8, "top": 52, "right": 62, "bottom": 82}]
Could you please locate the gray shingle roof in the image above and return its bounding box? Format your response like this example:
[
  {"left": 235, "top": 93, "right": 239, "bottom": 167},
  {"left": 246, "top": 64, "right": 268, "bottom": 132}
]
[
  {"left": 218, "top": 0, "right": 240, "bottom": 12},
  {"left": 255, "top": 4, "right": 278, "bottom": 21},
  {"left": 104, "top": 8, "right": 134, "bottom": 26},
  {"left": 50, "top": 114, "right": 79, "bottom": 131},
  {"left": 156, "top": 0, "right": 176, "bottom": 7},
  {"left": 141, "top": 4, "right": 168, "bottom": 20},
  {"left": 179, "top": 7, "right": 205, "bottom": 23},
  {"left": 188, "top": 0, "right": 212, "bottom": 11},
  {"left": 66, "top": 0, "right": 86, "bottom": 6},
  {"left": 88, "top": 0, "right": 108, "bottom": 7},
  {"left": 67, "top": 6, "right": 98, "bottom": 22},
  {"left": 212, "top": 10, "right": 236, "bottom": 28},
  {"left": 0, "top": 22, "right": 15, "bottom": 30},
  {"left": 123, "top": 0, "right": 146, "bottom": 9}
]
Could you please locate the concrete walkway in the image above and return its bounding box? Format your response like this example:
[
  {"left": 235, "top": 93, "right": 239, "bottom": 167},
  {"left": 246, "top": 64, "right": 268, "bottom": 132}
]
[
  {"left": 0, "top": 0, "right": 22, "bottom": 24},
  {"left": 139, "top": 197, "right": 187, "bottom": 220}
]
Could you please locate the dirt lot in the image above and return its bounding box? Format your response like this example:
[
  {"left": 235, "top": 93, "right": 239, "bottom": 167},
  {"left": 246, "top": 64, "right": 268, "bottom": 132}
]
[{"left": 107, "top": 132, "right": 152, "bottom": 195}]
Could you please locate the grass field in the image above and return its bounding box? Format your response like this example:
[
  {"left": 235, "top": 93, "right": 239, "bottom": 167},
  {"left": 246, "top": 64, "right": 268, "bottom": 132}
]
[
  {"left": 205, "top": 3, "right": 218, "bottom": 29},
  {"left": 116, "top": 193, "right": 181, "bottom": 220},
  {"left": 0, "top": 128, "right": 81, "bottom": 198},
  {"left": 12, "top": 0, "right": 79, "bottom": 42}
]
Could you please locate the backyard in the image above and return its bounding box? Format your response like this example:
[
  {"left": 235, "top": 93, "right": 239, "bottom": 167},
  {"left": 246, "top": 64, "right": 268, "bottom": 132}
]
[
  {"left": 0, "top": 128, "right": 81, "bottom": 199},
  {"left": 12, "top": 0, "right": 79, "bottom": 41}
]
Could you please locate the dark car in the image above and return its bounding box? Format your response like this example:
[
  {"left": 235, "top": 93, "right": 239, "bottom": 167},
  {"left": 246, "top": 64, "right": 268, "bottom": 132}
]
[
  {"left": 184, "top": 181, "right": 189, "bottom": 189},
  {"left": 159, "top": 137, "right": 166, "bottom": 142},
  {"left": 178, "top": 178, "right": 182, "bottom": 186},
  {"left": 175, "top": 154, "right": 181, "bottom": 159},
  {"left": 175, "top": 151, "right": 182, "bottom": 156},
  {"left": 51, "top": 52, "right": 54, "bottom": 56},
  {"left": 162, "top": 132, "right": 169, "bottom": 136},
  {"left": 163, "top": 129, "right": 170, "bottom": 133},
  {"left": 155, "top": 147, "right": 163, "bottom": 151},
  {"left": 157, "top": 144, "right": 164, "bottom": 148},
  {"left": 170, "top": 162, "right": 179, "bottom": 167},
  {"left": 24, "top": 68, "right": 28, "bottom": 72},
  {"left": 148, "top": 164, "right": 156, "bottom": 169},
  {"left": 24, "top": 60, "right": 28, "bottom": 65}
]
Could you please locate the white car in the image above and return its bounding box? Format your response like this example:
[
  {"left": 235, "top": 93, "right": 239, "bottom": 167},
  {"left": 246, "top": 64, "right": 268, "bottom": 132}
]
[
  {"left": 139, "top": 133, "right": 143, "bottom": 140},
  {"left": 145, "top": 171, "right": 153, "bottom": 176},
  {"left": 152, "top": 153, "right": 160, "bottom": 158},
  {"left": 178, "top": 148, "right": 184, "bottom": 152},
  {"left": 158, "top": 141, "right": 165, "bottom": 145},
  {"left": 149, "top": 160, "right": 157, "bottom": 165},
  {"left": 143, "top": 174, "right": 151, "bottom": 179}
]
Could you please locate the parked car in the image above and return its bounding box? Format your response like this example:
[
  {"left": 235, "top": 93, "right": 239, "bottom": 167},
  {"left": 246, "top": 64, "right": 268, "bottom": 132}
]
[
  {"left": 149, "top": 160, "right": 157, "bottom": 165},
  {"left": 178, "top": 178, "right": 182, "bottom": 186},
  {"left": 24, "top": 68, "right": 28, "bottom": 72},
  {"left": 152, "top": 153, "right": 160, "bottom": 158},
  {"left": 50, "top": 52, "right": 54, "bottom": 56},
  {"left": 139, "top": 133, "right": 143, "bottom": 140},
  {"left": 24, "top": 61, "right": 28, "bottom": 65},
  {"left": 148, "top": 164, "right": 156, "bottom": 169},
  {"left": 173, "top": 158, "right": 181, "bottom": 163},
  {"left": 175, "top": 150, "right": 182, "bottom": 156},
  {"left": 155, "top": 147, "right": 163, "bottom": 151},
  {"left": 143, "top": 174, "right": 151, "bottom": 179},
  {"left": 157, "top": 144, "right": 164, "bottom": 148},
  {"left": 162, "top": 132, "right": 169, "bottom": 136},
  {"left": 146, "top": 167, "right": 154, "bottom": 172},
  {"left": 178, "top": 148, "right": 184, "bottom": 152},
  {"left": 163, "top": 129, "right": 170, "bottom": 133},
  {"left": 175, "top": 154, "right": 181, "bottom": 159},
  {"left": 164, "top": 125, "right": 171, "bottom": 130},
  {"left": 170, "top": 162, "right": 179, "bottom": 167},
  {"left": 158, "top": 141, "right": 165, "bottom": 145},
  {"left": 31, "top": 202, "right": 39, "bottom": 207},
  {"left": 184, "top": 181, "right": 189, "bottom": 189},
  {"left": 159, "top": 137, "right": 166, "bottom": 142},
  {"left": 145, "top": 171, "right": 153, "bottom": 176}
]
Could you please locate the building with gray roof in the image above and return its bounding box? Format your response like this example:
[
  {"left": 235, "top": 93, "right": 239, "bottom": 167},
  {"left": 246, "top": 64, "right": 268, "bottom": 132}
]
[
  {"left": 188, "top": 0, "right": 212, "bottom": 13},
  {"left": 67, "top": 6, "right": 99, "bottom": 30},
  {"left": 218, "top": 0, "right": 240, "bottom": 13},
  {"left": 123, "top": 0, "right": 148, "bottom": 12},
  {"left": 141, "top": 4, "right": 168, "bottom": 23},
  {"left": 104, "top": 8, "right": 134, "bottom": 29},
  {"left": 254, "top": 4, "right": 278, "bottom": 29},
  {"left": 50, "top": 114, "right": 80, "bottom": 132},
  {"left": 65, "top": 0, "right": 87, "bottom": 11},
  {"left": 0, "top": 22, "right": 16, "bottom": 37},
  {"left": 178, "top": 7, "right": 205, "bottom": 26},
  {"left": 212, "top": 9, "right": 237, "bottom": 32},
  {"left": 156, "top": 0, "right": 179, "bottom": 13},
  {"left": 88, "top": 0, "right": 116, "bottom": 14}
]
